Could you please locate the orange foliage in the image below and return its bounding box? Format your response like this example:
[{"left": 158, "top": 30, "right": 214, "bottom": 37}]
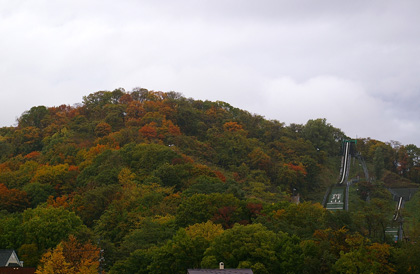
[
  {"left": 24, "top": 151, "right": 41, "bottom": 159},
  {"left": 143, "top": 100, "right": 161, "bottom": 113},
  {"left": 47, "top": 105, "right": 76, "bottom": 126},
  {"left": 47, "top": 195, "right": 71, "bottom": 209},
  {"left": 205, "top": 106, "right": 226, "bottom": 121},
  {"left": 0, "top": 163, "right": 10, "bottom": 172},
  {"left": 223, "top": 121, "right": 243, "bottom": 132},
  {"left": 119, "top": 93, "right": 133, "bottom": 104},
  {"left": 285, "top": 162, "right": 307, "bottom": 175},
  {"left": 139, "top": 119, "right": 181, "bottom": 141},
  {"left": 166, "top": 120, "right": 182, "bottom": 136},
  {"left": 139, "top": 122, "right": 158, "bottom": 139},
  {"left": 126, "top": 101, "right": 145, "bottom": 119}
]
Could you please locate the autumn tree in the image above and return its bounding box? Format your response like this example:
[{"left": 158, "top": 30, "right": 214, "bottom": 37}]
[
  {"left": 36, "top": 235, "right": 100, "bottom": 274},
  {"left": 36, "top": 244, "right": 71, "bottom": 274},
  {"left": 95, "top": 122, "right": 112, "bottom": 137},
  {"left": 332, "top": 236, "right": 395, "bottom": 274},
  {"left": 0, "top": 183, "right": 30, "bottom": 212}
]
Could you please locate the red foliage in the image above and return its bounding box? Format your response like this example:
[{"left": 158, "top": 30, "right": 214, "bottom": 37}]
[
  {"left": 68, "top": 165, "right": 79, "bottom": 172},
  {"left": 233, "top": 172, "right": 242, "bottom": 182},
  {"left": 246, "top": 203, "right": 263, "bottom": 219},
  {"left": 213, "top": 170, "right": 226, "bottom": 182},
  {"left": 0, "top": 183, "right": 30, "bottom": 212},
  {"left": 212, "top": 206, "right": 238, "bottom": 229}
]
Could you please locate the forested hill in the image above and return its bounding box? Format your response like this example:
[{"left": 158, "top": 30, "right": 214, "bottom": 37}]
[{"left": 0, "top": 88, "right": 419, "bottom": 273}]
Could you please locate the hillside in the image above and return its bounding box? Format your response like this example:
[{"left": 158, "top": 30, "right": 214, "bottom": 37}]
[{"left": 0, "top": 88, "right": 419, "bottom": 273}]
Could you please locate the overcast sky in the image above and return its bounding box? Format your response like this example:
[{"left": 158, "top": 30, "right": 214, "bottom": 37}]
[{"left": 1, "top": 0, "right": 420, "bottom": 146}]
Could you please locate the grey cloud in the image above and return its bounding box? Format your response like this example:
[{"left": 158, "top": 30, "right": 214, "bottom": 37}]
[{"left": 1, "top": 0, "right": 420, "bottom": 146}]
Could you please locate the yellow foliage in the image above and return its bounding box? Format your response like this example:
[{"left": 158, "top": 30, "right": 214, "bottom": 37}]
[
  {"left": 185, "top": 221, "right": 224, "bottom": 241},
  {"left": 36, "top": 236, "right": 100, "bottom": 274},
  {"left": 36, "top": 244, "right": 72, "bottom": 274}
]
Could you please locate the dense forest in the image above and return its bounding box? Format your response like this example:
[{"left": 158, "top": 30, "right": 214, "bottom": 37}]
[{"left": 1, "top": 88, "right": 420, "bottom": 273}]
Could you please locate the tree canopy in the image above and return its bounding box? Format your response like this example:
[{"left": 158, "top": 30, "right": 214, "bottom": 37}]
[{"left": 0, "top": 88, "right": 418, "bottom": 272}]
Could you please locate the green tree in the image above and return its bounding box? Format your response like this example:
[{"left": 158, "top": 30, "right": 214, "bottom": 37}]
[
  {"left": 77, "top": 149, "right": 124, "bottom": 187},
  {"left": 202, "top": 223, "right": 302, "bottom": 274},
  {"left": 109, "top": 248, "right": 154, "bottom": 274},
  {"left": 255, "top": 202, "right": 328, "bottom": 239},
  {"left": 20, "top": 206, "right": 85, "bottom": 251},
  {"left": 23, "top": 182, "right": 55, "bottom": 207},
  {"left": 18, "top": 106, "right": 49, "bottom": 129},
  {"left": 148, "top": 223, "right": 223, "bottom": 274},
  {"left": 72, "top": 184, "right": 120, "bottom": 227},
  {"left": 120, "top": 218, "right": 176, "bottom": 254},
  {"left": 120, "top": 143, "right": 179, "bottom": 172},
  {"left": 183, "top": 176, "right": 227, "bottom": 197},
  {"left": 176, "top": 193, "right": 243, "bottom": 228},
  {"left": 302, "top": 118, "right": 345, "bottom": 156},
  {"left": 0, "top": 212, "right": 21, "bottom": 249},
  {"left": 373, "top": 147, "right": 385, "bottom": 179}
]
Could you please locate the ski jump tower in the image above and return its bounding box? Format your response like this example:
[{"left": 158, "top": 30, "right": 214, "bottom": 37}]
[{"left": 324, "top": 140, "right": 357, "bottom": 211}]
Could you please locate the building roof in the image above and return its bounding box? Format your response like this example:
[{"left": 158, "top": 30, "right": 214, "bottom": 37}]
[
  {"left": 187, "top": 270, "right": 253, "bottom": 274},
  {"left": 0, "top": 250, "right": 22, "bottom": 267}
]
